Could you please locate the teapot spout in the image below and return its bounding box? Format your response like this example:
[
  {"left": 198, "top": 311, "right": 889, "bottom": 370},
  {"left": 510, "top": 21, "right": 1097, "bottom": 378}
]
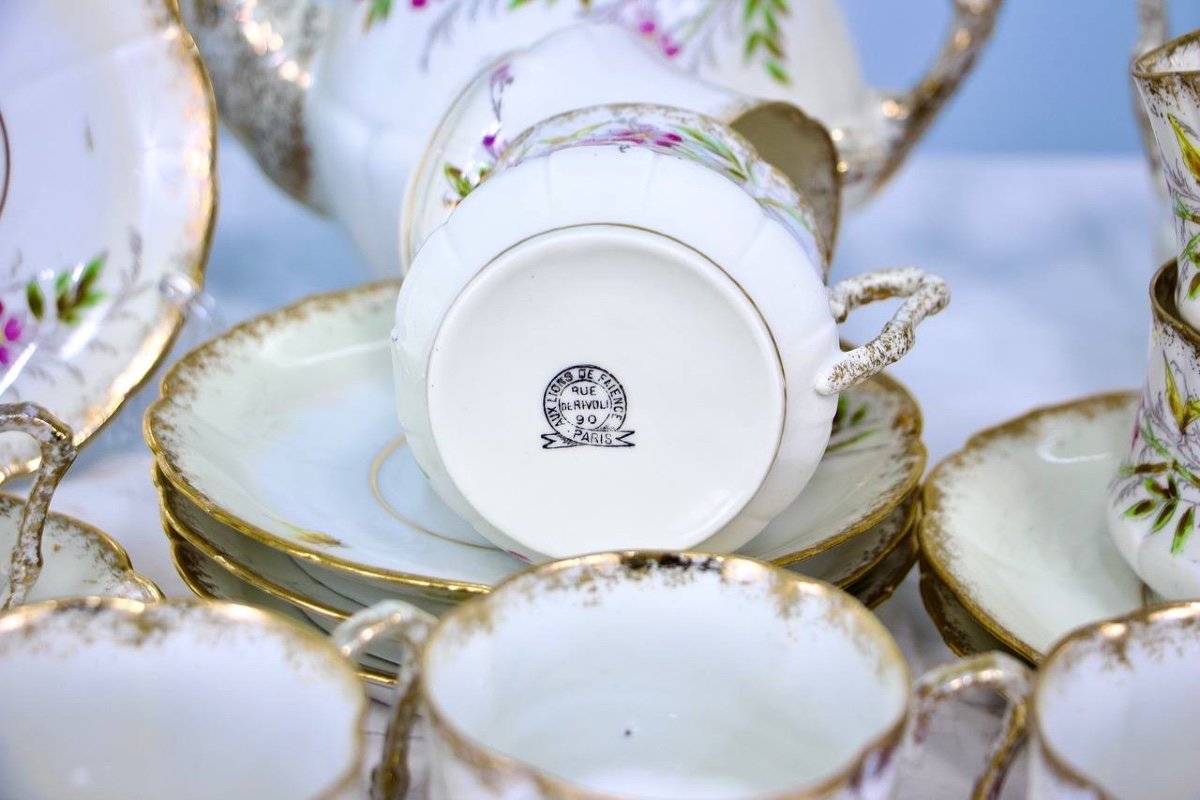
[{"left": 178, "top": 0, "right": 330, "bottom": 209}]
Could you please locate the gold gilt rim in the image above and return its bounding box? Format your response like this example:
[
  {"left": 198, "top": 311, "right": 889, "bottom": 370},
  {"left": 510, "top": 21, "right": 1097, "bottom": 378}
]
[
  {"left": 851, "top": 527, "right": 919, "bottom": 611},
  {"left": 0, "top": 595, "right": 365, "bottom": 800},
  {"left": 167, "top": 534, "right": 398, "bottom": 690},
  {"left": 1030, "top": 601, "right": 1200, "bottom": 798},
  {"left": 5, "top": 0, "right": 218, "bottom": 481},
  {"left": 146, "top": 279, "right": 923, "bottom": 593},
  {"left": 919, "top": 391, "right": 1140, "bottom": 665},
  {"left": 823, "top": 491, "right": 920, "bottom": 590},
  {"left": 152, "top": 464, "right": 354, "bottom": 620},
  {"left": 160, "top": 473, "right": 920, "bottom": 623},
  {"left": 1133, "top": 27, "right": 1200, "bottom": 79},
  {"left": 916, "top": 562, "right": 1018, "bottom": 663},
  {"left": 770, "top": 368, "right": 926, "bottom": 568},
  {"left": 419, "top": 551, "right": 913, "bottom": 800},
  {"left": 0, "top": 490, "right": 164, "bottom": 601}
]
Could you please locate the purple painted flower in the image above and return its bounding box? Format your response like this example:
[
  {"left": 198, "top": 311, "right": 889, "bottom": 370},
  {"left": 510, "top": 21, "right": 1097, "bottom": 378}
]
[
  {"left": 659, "top": 34, "right": 681, "bottom": 57},
  {"left": 411, "top": 0, "right": 428, "bottom": 7}
]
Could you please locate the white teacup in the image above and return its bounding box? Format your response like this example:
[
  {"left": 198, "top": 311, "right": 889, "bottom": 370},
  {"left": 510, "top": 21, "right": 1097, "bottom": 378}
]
[
  {"left": 1023, "top": 601, "right": 1200, "bottom": 799},
  {"left": 0, "top": 597, "right": 424, "bottom": 800},
  {"left": 394, "top": 103, "right": 948, "bottom": 562},
  {"left": 342, "top": 552, "right": 1028, "bottom": 800}
]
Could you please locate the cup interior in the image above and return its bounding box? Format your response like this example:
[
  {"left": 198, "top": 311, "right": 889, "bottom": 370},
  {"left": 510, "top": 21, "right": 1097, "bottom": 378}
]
[
  {"left": 0, "top": 600, "right": 364, "bottom": 800},
  {"left": 1036, "top": 604, "right": 1200, "bottom": 800},
  {"left": 1136, "top": 29, "right": 1200, "bottom": 77},
  {"left": 423, "top": 553, "right": 909, "bottom": 798}
]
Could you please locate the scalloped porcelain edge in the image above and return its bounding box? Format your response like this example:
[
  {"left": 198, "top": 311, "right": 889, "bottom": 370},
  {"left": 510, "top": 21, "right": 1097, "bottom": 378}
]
[
  {"left": 920, "top": 392, "right": 1147, "bottom": 663},
  {"left": 0, "top": 0, "right": 216, "bottom": 478},
  {"left": 167, "top": 533, "right": 399, "bottom": 691},
  {"left": 155, "top": 462, "right": 917, "bottom": 622}
]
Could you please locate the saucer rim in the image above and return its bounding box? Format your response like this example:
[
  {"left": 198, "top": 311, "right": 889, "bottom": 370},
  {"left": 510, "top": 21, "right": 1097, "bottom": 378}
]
[{"left": 919, "top": 390, "right": 1140, "bottom": 664}]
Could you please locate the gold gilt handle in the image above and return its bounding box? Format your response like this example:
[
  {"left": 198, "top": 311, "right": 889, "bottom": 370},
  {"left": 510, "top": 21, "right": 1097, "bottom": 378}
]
[
  {"left": 909, "top": 652, "right": 1034, "bottom": 800},
  {"left": 0, "top": 404, "right": 77, "bottom": 610},
  {"left": 856, "top": 0, "right": 1004, "bottom": 198},
  {"left": 332, "top": 600, "right": 438, "bottom": 800}
]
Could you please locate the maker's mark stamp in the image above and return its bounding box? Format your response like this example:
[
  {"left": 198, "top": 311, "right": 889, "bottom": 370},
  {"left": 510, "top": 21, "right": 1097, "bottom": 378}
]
[{"left": 542, "top": 364, "right": 635, "bottom": 449}]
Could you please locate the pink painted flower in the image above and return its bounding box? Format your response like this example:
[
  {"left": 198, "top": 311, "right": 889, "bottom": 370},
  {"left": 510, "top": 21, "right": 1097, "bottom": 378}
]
[
  {"left": 659, "top": 34, "right": 681, "bottom": 58},
  {"left": 0, "top": 300, "right": 23, "bottom": 367},
  {"left": 411, "top": 0, "right": 428, "bottom": 7}
]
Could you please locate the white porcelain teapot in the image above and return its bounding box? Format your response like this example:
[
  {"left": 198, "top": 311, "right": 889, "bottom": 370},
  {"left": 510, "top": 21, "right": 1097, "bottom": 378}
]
[{"left": 181, "top": 0, "right": 1001, "bottom": 274}]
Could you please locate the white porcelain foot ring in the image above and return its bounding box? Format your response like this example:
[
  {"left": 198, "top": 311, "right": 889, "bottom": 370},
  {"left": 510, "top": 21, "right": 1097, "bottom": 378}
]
[{"left": 427, "top": 225, "right": 785, "bottom": 557}]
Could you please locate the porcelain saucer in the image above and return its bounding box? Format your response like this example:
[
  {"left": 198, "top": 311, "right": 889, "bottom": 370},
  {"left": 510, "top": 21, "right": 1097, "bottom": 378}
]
[
  {"left": 4, "top": 491, "right": 161, "bottom": 603},
  {"left": 919, "top": 393, "right": 1149, "bottom": 662},
  {"left": 147, "top": 282, "right": 925, "bottom": 601},
  {"left": 0, "top": 1, "right": 215, "bottom": 477},
  {"left": 167, "top": 532, "right": 397, "bottom": 695},
  {"left": 158, "top": 463, "right": 916, "bottom": 622}
]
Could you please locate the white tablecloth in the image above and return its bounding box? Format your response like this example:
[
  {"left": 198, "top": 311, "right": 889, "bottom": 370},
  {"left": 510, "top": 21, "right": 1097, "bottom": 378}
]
[{"left": 34, "top": 137, "right": 1164, "bottom": 798}]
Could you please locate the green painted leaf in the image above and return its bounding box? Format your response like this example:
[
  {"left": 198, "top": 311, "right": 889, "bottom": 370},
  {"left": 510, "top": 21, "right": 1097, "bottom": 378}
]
[
  {"left": 1190, "top": 272, "right": 1200, "bottom": 300},
  {"left": 1173, "top": 506, "right": 1195, "bottom": 554},
  {"left": 1125, "top": 462, "right": 1169, "bottom": 475},
  {"left": 1153, "top": 501, "right": 1178, "bottom": 533},
  {"left": 1126, "top": 499, "right": 1157, "bottom": 518},
  {"left": 1145, "top": 478, "right": 1169, "bottom": 498},
  {"left": 766, "top": 60, "right": 789, "bottom": 84},
  {"left": 25, "top": 282, "right": 43, "bottom": 320}
]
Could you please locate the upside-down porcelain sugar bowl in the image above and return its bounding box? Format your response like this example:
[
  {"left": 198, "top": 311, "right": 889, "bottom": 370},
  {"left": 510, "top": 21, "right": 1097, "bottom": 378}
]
[
  {"left": 392, "top": 103, "right": 948, "bottom": 563},
  {"left": 181, "top": 0, "right": 1001, "bottom": 274}
]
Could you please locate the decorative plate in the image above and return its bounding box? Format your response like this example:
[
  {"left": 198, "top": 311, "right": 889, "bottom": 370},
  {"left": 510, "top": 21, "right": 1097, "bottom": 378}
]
[
  {"left": 920, "top": 393, "right": 1150, "bottom": 662},
  {"left": 917, "top": 566, "right": 1010, "bottom": 662},
  {"left": 0, "top": 1, "right": 216, "bottom": 476},
  {"left": 146, "top": 282, "right": 924, "bottom": 601}
]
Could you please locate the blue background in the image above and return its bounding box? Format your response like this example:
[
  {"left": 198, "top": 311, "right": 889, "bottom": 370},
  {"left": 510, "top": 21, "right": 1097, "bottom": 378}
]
[{"left": 840, "top": 0, "right": 1200, "bottom": 153}]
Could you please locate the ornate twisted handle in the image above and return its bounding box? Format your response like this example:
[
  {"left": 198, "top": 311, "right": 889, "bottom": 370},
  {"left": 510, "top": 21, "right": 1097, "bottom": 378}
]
[
  {"left": 332, "top": 600, "right": 438, "bottom": 800},
  {"left": 0, "top": 404, "right": 77, "bottom": 610},
  {"left": 910, "top": 652, "right": 1033, "bottom": 800},
  {"left": 1134, "top": 0, "right": 1169, "bottom": 190},
  {"left": 856, "top": 0, "right": 1004, "bottom": 198},
  {"left": 816, "top": 267, "right": 949, "bottom": 396}
]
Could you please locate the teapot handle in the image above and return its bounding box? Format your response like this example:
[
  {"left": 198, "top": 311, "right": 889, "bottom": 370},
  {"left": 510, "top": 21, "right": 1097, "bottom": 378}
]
[
  {"left": 1134, "top": 0, "right": 1169, "bottom": 187},
  {"left": 0, "top": 404, "right": 77, "bottom": 610},
  {"left": 333, "top": 600, "right": 439, "bottom": 800},
  {"left": 863, "top": 0, "right": 1003, "bottom": 196},
  {"left": 909, "top": 652, "right": 1034, "bottom": 800},
  {"left": 815, "top": 267, "right": 949, "bottom": 396}
]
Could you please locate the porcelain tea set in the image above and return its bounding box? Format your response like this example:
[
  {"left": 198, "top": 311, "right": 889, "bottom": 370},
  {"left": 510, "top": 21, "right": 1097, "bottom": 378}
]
[{"left": 10, "top": 0, "right": 1200, "bottom": 797}]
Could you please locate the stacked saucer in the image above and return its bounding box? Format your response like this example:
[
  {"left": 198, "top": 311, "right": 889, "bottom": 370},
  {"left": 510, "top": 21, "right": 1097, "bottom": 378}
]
[
  {"left": 918, "top": 392, "right": 1149, "bottom": 664},
  {"left": 147, "top": 282, "right": 928, "bottom": 679}
]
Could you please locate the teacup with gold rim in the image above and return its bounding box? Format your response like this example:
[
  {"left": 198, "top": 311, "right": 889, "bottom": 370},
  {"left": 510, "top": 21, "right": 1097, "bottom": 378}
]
[
  {"left": 338, "top": 551, "right": 1029, "bottom": 800},
  {"left": 394, "top": 102, "right": 949, "bottom": 563},
  {"left": 1108, "top": 262, "right": 1200, "bottom": 600},
  {"left": 0, "top": 597, "right": 419, "bottom": 800},
  {"left": 1022, "top": 602, "right": 1200, "bottom": 799}
]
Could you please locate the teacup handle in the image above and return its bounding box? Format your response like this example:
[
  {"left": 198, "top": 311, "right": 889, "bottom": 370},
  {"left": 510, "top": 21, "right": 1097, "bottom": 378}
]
[
  {"left": 815, "top": 267, "right": 949, "bottom": 396},
  {"left": 909, "top": 652, "right": 1034, "bottom": 800},
  {"left": 865, "top": 0, "right": 1003, "bottom": 195},
  {"left": 0, "top": 403, "right": 77, "bottom": 610},
  {"left": 332, "top": 600, "right": 438, "bottom": 800}
]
